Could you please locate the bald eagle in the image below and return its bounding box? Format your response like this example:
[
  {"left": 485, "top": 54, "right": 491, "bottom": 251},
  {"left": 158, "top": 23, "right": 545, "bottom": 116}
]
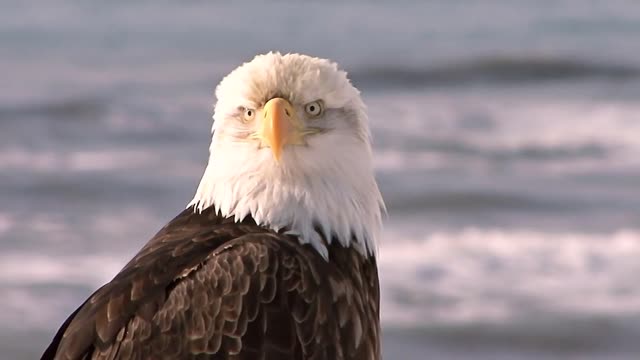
[{"left": 42, "top": 52, "right": 385, "bottom": 360}]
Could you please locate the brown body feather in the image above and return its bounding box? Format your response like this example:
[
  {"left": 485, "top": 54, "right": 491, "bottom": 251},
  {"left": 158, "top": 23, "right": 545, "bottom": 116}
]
[{"left": 41, "top": 206, "right": 380, "bottom": 360}]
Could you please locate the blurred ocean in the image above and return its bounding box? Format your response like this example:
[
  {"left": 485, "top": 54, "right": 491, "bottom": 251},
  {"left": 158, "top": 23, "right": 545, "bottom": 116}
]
[{"left": 1, "top": 1, "right": 640, "bottom": 359}]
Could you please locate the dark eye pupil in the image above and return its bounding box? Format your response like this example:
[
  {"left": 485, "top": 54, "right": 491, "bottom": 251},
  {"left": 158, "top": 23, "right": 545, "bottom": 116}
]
[
  {"left": 309, "top": 106, "right": 315, "bottom": 112},
  {"left": 247, "top": 110, "right": 252, "bottom": 116}
]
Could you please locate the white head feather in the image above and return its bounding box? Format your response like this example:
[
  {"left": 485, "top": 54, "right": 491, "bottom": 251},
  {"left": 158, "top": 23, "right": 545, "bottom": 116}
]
[{"left": 189, "top": 52, "right": 384, "bottom": 259}]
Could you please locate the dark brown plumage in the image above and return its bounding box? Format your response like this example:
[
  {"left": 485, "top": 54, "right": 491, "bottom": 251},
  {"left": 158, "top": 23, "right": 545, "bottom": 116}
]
[{"left": 41, "top": 206, "right": 380, "bottom": 360}]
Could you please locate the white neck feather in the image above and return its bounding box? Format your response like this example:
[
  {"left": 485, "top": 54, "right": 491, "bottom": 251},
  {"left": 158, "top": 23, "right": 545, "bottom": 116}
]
[{"left": 188, "top": 131, "right": 384, "bottom": 260}]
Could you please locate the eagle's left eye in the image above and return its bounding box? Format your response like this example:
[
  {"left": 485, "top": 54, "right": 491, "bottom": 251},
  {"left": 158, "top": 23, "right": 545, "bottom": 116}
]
[{"left": 304, "top": 100, "right": 323, "bottom": 117}]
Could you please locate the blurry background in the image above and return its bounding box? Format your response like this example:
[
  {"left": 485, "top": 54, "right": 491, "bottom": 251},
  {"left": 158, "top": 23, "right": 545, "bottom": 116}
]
[{"left": 1, "top": 1, "right": 640, "bottom": 359}]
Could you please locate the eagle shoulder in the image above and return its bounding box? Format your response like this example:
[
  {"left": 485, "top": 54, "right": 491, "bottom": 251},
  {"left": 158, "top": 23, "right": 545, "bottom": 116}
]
[{"left": 43, "top": 208, "right": 380, "bottom": 360}]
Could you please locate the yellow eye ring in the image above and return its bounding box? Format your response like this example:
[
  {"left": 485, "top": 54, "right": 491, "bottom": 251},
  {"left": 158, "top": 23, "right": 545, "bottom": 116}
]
[{"left": 304, "top": 100, "right": 323, "bottom": 117}]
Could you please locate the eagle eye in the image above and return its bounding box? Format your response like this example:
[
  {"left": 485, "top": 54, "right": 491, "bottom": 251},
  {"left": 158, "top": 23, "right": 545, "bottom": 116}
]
[
  {"left": 242, "top": 107, "right": 256, "bottom": 122},
  {"left": 304, "top": 100, "right": 323, "bottom": 117}
]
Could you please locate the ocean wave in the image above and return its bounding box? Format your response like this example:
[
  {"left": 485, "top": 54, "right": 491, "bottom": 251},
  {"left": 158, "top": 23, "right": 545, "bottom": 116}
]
[
  {"left": 0, "top": 147, "right": 157, "bottom": 172},
  {"left": 383, "top": 315, "right": 640, "bottom": 355},
  {"left": 379, "top": 228, "right": 640, "bottom": 328},
  {"left": 369, "top": 94, "right": 640, "bottom": 173},
  {"left": 0, "top": 253, "right": 126, "bottom": 330},
  {"left": 0, "top": 97, "right": 105, "bottom": 121},
  {"left": 2, "top": 228, "right": 639, "bottom": 333},
  {"left": 351, "top": 57, "right": 639, "bottom": 89},
  {"left": 0, "top": 253, "right": 124, "bottom": 287},
  {"left": 383, "top": 190, "right": 569, "bottom": 213},
  {"left": 375, "top": 136, "right": 610, "bottom": 162}
]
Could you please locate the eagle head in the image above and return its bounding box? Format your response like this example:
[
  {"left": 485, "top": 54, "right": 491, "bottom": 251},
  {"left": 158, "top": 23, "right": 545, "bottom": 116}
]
[{"left": 190, "top": 52, "right": 384, "bottom": 259}]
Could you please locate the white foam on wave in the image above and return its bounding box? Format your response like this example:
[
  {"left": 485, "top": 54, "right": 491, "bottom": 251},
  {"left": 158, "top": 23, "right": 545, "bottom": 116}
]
[
  {"left": 0, "top": 147, "right": 157, "bottom": 172},
  {"left": 0, "top": 213, "right": 14, "bottom": 236},
  {"left": 0, "top": 207, "right": 174, "bottom": 330},
  {"left": 0, "top": 252, "right": 126, "bottom": 330},
  {"left": 0, "top": 252, "right": 125, "bottom": 287},
  {"left": 368, "top": 93, "right": 640, "bottom": 173},
  {"left": 4, "top": 227, "right": 639, "bottom": 331},
  {"left": 378, "top": 227, "right": 640, "bottom": 327}
]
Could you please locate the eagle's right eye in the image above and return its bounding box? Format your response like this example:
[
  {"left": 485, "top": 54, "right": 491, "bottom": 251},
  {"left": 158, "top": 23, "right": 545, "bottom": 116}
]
[{"left": 242, "top": 107, "right": 256, "bottom": 122}]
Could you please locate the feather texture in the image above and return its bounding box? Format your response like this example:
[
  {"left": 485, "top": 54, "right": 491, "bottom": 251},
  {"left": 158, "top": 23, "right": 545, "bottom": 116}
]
[{"left": 42, "top": 206, "right": 380, "bottom": 360}]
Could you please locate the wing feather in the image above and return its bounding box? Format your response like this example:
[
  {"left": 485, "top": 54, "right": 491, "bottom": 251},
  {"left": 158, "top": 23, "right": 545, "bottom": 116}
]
[{"left": 42, "top": 208, "right": 380, "bottom": 360}]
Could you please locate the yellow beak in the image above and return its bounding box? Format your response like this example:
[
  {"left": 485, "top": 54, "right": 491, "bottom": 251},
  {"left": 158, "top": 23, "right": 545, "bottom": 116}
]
[{"left": 259, "top": 97, "right": 304, "bottom": 162}]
